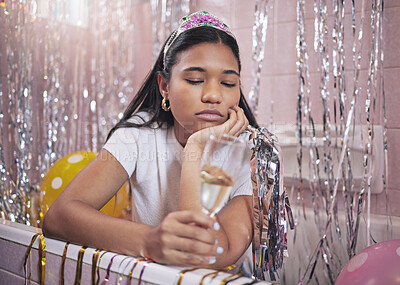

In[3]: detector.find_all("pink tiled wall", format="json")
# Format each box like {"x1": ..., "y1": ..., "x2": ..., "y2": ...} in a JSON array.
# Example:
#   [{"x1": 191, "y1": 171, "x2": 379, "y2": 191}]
[{"x1": 132, "y1": 0, "x2": 400, "y2": 217}]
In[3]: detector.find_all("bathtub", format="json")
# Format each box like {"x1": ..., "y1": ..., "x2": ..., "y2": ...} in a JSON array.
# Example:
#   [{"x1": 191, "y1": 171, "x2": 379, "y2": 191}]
[{"x1": 0, "y1": 218, "x2": 272, "y2": 284}]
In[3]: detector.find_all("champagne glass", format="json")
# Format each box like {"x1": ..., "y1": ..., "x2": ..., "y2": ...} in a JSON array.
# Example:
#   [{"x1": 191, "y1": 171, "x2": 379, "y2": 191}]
[{"x1": 200, "y1": 134, "x2": 247, "y2": 217}]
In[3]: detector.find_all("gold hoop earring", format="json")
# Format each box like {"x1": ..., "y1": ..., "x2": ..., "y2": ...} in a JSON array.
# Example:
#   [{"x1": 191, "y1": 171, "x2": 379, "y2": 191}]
[{"x1": 161, "y1": 97, "x2": 171, "y2": 111}]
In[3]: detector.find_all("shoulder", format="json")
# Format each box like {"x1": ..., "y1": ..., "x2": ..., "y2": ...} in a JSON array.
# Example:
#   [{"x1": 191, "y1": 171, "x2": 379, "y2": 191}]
[
  {"x1": 106, "y1": 111, "x2": 171, "y2": 144},
  {"x1": 127, "y1": 111, "x2": 153, "y2": 124}
]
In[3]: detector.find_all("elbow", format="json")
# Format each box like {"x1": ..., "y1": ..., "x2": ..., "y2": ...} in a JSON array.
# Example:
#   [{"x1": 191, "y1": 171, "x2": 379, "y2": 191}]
[
  {"x1": 41, "y1": 206, "x2": 59, "y2": 238},
  {"x1": 41, "y1": 209, "x2": 52, "y2": 237}
]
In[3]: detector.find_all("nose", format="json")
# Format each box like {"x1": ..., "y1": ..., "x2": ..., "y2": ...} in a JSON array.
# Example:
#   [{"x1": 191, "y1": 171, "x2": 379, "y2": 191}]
[{"x1": 201, "y1": 81, "x2": 222, "y2": 104}]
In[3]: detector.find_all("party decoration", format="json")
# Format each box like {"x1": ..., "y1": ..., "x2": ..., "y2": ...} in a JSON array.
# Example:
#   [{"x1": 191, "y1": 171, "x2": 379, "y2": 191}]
[
  {"x1": 0, "y1": 1, "x2": 391, "y2": 284},
  {"x1": 40, "y1": 151, "x2": 129, "y2": 218},
  {"x1": 151, "y1": 0, "x2": 190, "y2": 62},
  {"x1": 336, "y1": 239, "x2": 400, "y2": 285},
  {"x1": 295, "y1": 0, "x2": 388, "y2": 284},
  {"x1": 247, "y1": 126, "x2": 294, "y2": 281},
  {"x1": 0, "y1": 0, "x2": 134, "y2": 226},
  {"x1": 248, "y1": 0, "x2": 272, "y2": 116},
  {"x1": 163, "y1": 11, "x2": 235, "y2": 67}
]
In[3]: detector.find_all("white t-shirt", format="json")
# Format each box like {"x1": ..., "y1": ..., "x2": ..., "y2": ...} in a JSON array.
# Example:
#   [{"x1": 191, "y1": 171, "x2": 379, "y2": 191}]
[{"x1": 103, "y1": 113, "x2": 253, "y2": 226}]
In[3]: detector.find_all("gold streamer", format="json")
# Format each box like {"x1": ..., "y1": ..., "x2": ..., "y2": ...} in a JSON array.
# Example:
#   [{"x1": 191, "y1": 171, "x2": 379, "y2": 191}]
[
  {"x1": 128, "y1": 257, "x2": 148, "y2": 280},
  {"x1": 74, "y1": 246, "x2": 87, "y2": 285},
  {"x1": 222, "y1": 264, "x2": 237, "y2": 271},
  {"x1": 96, "y1": 251, "x2": 108, "y2": 285},
  {"x1": 102, "y1": 253, "x2": 119, "y2": 284},
  {"x1": 91, "y1": 249, "x2": 102, "y2": 285},
  {"x1": 61, "y1": 242, "x2": 69, "y2": 285},
  {"x1": 138, "y1": 260, "x2": 153, "y2": 285},
  {"x1": 220, "y1": 273, "x2": 242, "y2": 285},
  {"x1": 176, "y1": 265, "x2": 237, "y2": 285},
  {"x1": 38, "y1": 234, "x2": 46, "y2": 285},
  {"x1": 258, "y1": 246, "x2": 263, "y2": 268},
  {"x1": 199, "y1": 271, "x2": 220, "y2": 285},
  {"x1": 117, "y1": 257, "x2": 134, "y2": 285},
  {"x1": 23, "y1": 233, "x2": 41, "y2": 283},
  {"x1": 175, "y1": 268, "x2": 201, "y2": 285}
]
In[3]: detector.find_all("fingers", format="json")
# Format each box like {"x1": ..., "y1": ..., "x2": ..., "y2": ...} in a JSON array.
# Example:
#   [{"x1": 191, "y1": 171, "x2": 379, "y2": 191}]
[
  {"x1": 161, "y1": 248, "x2": 216, "y2": 266},
  {"x1": 186, "y1": 105, "x2": 249, "y2": 150},
  {"x1": 174, "y1": 210, "x2": 216, "y2": 229},
  {"x1": 167, "y1": 211, "x2": 218, "y2": 245},
  {"x1": 147, "y1": 211, "x2": 222, "y2": 266},
  {"x1": 224, "y1": 106, "x2": 249, "y2": 137},
  {"x1": 163, "y1": 233, "x2": 217, "y2": 258}
]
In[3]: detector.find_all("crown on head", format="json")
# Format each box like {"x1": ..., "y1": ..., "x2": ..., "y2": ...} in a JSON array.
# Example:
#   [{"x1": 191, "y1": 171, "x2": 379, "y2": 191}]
[{"x1": 163, "y1": 11, "x2": 235, "y2": 68}]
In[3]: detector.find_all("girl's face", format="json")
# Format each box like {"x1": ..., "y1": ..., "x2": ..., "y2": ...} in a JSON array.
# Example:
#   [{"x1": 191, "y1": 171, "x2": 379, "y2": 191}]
[{"x1": 160, "y1": 43, "x2": 241, "y2": 145}]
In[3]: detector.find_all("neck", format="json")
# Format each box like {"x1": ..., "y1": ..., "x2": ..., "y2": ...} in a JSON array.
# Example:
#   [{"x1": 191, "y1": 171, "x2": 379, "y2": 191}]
[{"x1": 173, "y1": 120, "x2": 192, "y2": 147}]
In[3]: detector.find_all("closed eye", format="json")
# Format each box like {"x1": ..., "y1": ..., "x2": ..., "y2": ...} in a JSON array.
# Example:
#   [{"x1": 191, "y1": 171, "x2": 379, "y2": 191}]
[
  {"x1": 185, "y1": 79, "x2": 203, "y2": 85},
  {"x1": 222, "y1": 82, "x2": 236, "y2": 88}
]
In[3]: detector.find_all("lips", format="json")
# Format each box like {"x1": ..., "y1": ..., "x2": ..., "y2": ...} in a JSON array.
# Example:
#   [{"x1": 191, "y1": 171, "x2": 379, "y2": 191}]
[{"x1": 195, "y1": 109, "x2": 224, "y2": 122}]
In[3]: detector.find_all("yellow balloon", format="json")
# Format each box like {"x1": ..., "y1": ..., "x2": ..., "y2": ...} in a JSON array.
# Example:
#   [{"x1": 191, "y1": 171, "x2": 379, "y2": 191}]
[{"x1": 40, "y1": 151, "x2": 129, "y2": 218}]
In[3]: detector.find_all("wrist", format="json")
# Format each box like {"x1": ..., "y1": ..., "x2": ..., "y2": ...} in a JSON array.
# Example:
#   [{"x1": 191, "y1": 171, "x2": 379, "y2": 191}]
[
  {"x1": 140, "y1": 225, "x2": 157, "y2": 259},
  {"x1": 183, "y1": 137, "x2": 203, "y2": 161}
]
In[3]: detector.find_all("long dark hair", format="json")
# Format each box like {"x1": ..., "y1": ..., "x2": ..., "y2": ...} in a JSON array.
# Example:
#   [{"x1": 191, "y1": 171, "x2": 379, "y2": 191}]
[{"x1": 106, "y1": 26, "x2": 259, "y2": 142}]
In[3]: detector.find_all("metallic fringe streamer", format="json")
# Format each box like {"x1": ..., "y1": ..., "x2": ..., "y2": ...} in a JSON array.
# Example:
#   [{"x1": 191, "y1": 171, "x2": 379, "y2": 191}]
[
  {"x1": 0, "y1": 5, "x2": 9, "y2": 221},
  {"x1": 221, "y1": 273, "x2": 242, "y2": 284},
  {"x1": 61, "y1": 242, "x2": 69, "y2": 285},
  {"x1": 23, "y1": 233, "x2": 46, "y2": 285},
  {"x1": 379, "y1": 0, "x2": 391, "y2": 240},
  {"x1": 117, "y1": 256, "x2": 134, "y2": 285},
  {"x1": 150, "y1": 0, "x2": 191, "y2": 63},
  {"x1": 128, "y1": 257, "x2": 148, "y2": 282},
  {"x1": 346, "y1": 0, "x2": 366, "y2": 259},
  {"x1": 296, "y1": 0, "x2": 386, "y2": 283},
  {"x1": 0, "y1": 0, "x2": 134, "y2": 225},
  {"x1": 199, "y1": 271, "x2": 219, "y2": 284},
  {"x1": 332, "y1": 2, "x2": 354, "y2": 261},
  {"x1": 175, "y1": 268, "x2": 201, "y2": 285},
  {"x1": 249, "y1": 126, "x2": 294, "y2": 281},
  {"x1": 248, "y1": 0, "x2": 271, "y2": 116},
  {"x1": 363, "y1": 0, "x2": 384, "y2": 247},
  {"x1": 1, "y1": 0, "x2": 36, "y2": 225},
  {"x1": 101, "y1": 253, "x2": 118, "y2": 284},
  {"x1": 296, "y1": 0, "x2": 326, "y2": 281},
  {"x1": 74, "y1": 246, "x2": 88, "y2": 285},
  {"x1": 92, "y1": 249, "x2": 102, "y2": 285},
  {"x1": 314, "y1": 0, "x2": 336, "y2": 223}
]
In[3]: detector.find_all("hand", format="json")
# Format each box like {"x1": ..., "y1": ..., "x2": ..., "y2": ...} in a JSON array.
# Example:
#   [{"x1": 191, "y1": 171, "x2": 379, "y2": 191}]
[
  {"x1": 187, "y1": 106, "x2": 249, "y2": 149},
  {"x1": 142, "y1": 210, "x2": 221, "y2": 266}
]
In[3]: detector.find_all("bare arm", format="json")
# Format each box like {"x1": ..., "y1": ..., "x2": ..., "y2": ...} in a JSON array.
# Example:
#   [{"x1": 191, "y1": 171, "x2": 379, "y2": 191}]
[
  {"x1": 214, "y1": 195, "x2": 253, "y2": 268},
  {"x1": 42, "y1": 149, "x2": 150, "y2": 256},
  {"x1": 42, "y1": 149, "x2": 220, "y2": 266},
  {"x1": 179, "y1": 106, "x2": 253, "y2": 268},
  {"x1": 180, "y1": 146, "x2": 253, "y2": 268}
]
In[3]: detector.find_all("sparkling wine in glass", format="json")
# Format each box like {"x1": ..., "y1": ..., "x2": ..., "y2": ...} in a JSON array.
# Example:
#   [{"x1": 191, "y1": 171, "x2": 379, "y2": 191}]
[{"x1": 200, "y1": 134, "x2": 247, "y2": 217}]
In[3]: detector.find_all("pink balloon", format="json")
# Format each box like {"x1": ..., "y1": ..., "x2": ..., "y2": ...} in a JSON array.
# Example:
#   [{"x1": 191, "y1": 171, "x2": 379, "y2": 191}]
[{"x1": 336, "y1": 239, "x2": 400, "y2": 285}]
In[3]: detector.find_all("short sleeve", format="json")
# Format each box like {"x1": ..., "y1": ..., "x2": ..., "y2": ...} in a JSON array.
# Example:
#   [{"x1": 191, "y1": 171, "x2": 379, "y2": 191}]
[
  {"x1": 229, "y1": 132, "x2": 253, "y2": 198},
  {"x1": 103, "y1": 127, "x2": 139, "y2": 177},
  {"x1": 229, "y1": 160, "x2": 253, "y2": 198}
]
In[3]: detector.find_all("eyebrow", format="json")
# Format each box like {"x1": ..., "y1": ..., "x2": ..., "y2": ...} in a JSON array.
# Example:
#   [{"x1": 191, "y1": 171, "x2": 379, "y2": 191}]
[{"x1": 183, "y1": 66, "x2": 240, "y2": 77}]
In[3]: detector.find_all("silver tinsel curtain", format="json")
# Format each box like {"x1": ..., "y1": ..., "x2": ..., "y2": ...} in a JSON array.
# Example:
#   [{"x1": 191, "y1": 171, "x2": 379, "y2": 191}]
[
  {"x1": 0, "y1": 0, "x2": 194, "y2": 226},
  {"x1": 150, "y1": 0, "x2": 191, "y2": 62},
  {"x1": 0, "y1": 0, "x2": 134, "y2": 225},
  {"x1": 0, "y1": 0, "x2": 390, "y2": 283},
  {"x1": 294, "y1": 0, "x2": 387, "y2": 284}
]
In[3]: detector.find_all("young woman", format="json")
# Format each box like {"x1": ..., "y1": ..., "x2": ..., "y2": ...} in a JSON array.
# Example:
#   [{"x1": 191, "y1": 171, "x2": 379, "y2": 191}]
[{"x1": 43, "y1": 11, "x2": 259, "y2": 269}]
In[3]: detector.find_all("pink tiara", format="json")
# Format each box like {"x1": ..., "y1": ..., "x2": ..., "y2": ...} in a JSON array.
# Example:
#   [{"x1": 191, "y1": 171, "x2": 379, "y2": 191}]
[{"x1": 163, "y1": 11, "x2": 235, "y2": 68}]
